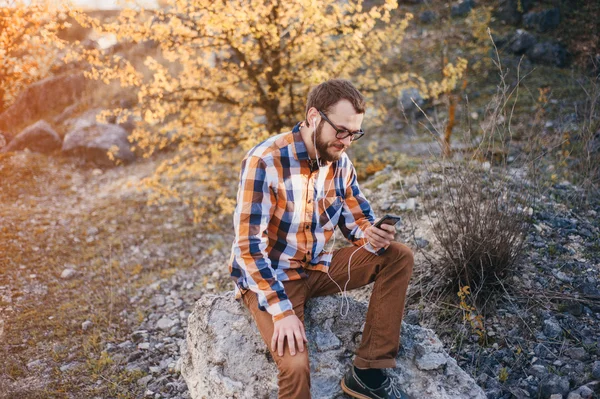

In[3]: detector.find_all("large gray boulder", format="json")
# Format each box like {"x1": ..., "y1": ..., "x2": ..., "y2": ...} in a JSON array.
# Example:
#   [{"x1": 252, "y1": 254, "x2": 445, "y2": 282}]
[
  {"x1": 523, "y1": 8, "x2": 561, "y2": 33},
  {"x1": 62, "y1": 123, "x2": 135, "y2": 165},
  {"x1": 1, "y1": 120, "x2": 61, "y2": 154},
  {"x1": 0, "y1": 73, "x2": 89, "y2": 137},
  {"x1": 508, "y1": 30, "x2": 537, "y2": 54},
  {"x1": 181, "y1": 292, "x2": 486, "y2": 399},
  {"x1": 527, "y1": 42, "x2": 569, "y2": 68},
  {"x1": 494, "y1": 0, "x2": 535, "y2": 25}
]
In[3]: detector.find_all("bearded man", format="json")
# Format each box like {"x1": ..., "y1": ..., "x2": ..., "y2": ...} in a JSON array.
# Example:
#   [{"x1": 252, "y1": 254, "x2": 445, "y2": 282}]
[{"x1": 229, "y1": 79, "x2": 414, "y2": 399}]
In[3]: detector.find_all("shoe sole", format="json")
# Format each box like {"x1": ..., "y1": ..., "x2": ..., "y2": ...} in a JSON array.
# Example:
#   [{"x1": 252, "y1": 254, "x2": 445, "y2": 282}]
[{"x1": 340, "y1": 379, "x2": 378, "y2": 399}]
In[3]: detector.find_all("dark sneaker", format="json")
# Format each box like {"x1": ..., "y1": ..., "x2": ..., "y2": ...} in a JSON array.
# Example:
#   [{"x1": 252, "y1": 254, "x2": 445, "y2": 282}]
[{"x1": 340, "y1": 366, "x2": 409, "y2": 399}]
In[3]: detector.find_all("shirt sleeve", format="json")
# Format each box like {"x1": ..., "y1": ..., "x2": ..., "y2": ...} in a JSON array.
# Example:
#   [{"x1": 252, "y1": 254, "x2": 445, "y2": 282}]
[
  {"x1": 231, "y1": 155, "x2": 295, "y2": 322},
  {"x1": 337, "y1": 163, "x2": 384, "y2": 255}
]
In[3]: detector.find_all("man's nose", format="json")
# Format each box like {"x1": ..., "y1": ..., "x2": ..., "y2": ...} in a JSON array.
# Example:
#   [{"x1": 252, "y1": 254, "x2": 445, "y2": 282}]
[{"x1": 340, "y1": 135, "x2": 352, "y2": 146}]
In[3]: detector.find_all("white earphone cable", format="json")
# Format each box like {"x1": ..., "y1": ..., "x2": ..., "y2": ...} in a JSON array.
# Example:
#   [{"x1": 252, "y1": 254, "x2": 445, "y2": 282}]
[{"x1": 312, "y1": 116, "x2": 369, "y2": 317}]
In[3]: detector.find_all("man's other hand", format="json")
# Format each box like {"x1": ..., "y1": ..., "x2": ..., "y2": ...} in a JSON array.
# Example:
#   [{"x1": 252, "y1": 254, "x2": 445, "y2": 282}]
[
  {"x1": 366, "y1": 221, "x2": 396, "y2": 250},
  {"x1": 271, "y1": 314, "x2": 308, "y2": 357}
]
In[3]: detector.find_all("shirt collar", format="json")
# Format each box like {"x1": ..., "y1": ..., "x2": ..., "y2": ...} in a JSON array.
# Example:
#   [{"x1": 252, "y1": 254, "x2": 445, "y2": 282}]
[{"x1": 291, "y1": 121, "x2": 310, "y2": 161}]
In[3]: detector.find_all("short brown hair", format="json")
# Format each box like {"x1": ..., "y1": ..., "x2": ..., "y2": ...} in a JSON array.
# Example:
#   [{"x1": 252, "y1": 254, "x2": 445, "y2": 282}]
[{"x1": 305, "y1": 79, "x2": 366, "y2": 123}]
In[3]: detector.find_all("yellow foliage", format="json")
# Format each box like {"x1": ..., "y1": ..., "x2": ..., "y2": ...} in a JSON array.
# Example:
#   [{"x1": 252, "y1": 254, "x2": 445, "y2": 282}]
[
  {"x1": 457, "y1": 285, "x2": 485, "y2": 340},
  {"x1": 66, "y1": 0, "x2": 467, "y2": 227},
  {"x1": 0, "y1": 1, "x2": 68, "y2": 112}
]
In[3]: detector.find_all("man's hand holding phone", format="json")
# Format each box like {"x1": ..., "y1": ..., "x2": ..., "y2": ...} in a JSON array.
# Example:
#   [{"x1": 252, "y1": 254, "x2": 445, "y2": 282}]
[{"x1": 366, "y1": 215, "x2": 401, "y2": 251}]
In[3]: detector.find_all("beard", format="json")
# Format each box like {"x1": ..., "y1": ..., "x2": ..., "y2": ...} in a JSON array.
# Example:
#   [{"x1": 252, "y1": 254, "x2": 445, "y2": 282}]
[{"x1": 314, "y1": 121, "x2": 346, "y2": 163}]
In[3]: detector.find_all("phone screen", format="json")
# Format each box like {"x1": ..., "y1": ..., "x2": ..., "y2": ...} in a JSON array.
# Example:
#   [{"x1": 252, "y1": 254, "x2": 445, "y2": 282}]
[{"x1": 374, "y1": 215, "x2": 401, "y2": 228}]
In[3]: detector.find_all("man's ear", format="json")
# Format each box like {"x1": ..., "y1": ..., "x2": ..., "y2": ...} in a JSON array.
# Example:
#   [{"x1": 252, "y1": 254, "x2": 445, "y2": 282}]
[{"x1": 306, "y1": 107, "x2": 319, "y2": 127}]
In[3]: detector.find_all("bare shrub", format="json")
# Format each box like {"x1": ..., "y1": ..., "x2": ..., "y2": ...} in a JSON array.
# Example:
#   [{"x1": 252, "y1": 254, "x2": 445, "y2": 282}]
[
  {"x1": 413, "y1": 31, "x2": 533, "y2": 308},
  {"x1": 421, "y1": 163, "x2": 530, "y2": 306}
]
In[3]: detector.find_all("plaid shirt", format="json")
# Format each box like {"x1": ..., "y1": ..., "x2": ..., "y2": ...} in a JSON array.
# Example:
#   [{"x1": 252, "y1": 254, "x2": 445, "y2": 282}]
[{"x1": 229, "y1": 122, "x2": 380, "y2": 321}]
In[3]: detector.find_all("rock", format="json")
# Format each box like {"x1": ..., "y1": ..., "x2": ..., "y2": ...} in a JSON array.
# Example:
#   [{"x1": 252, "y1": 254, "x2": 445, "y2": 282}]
[
  {"x1": 494, "y1": 0, "x2": 534, "y2": 25},
  {"x1": 543, "y1": 319, "x2": 563, "y2": 339},
  {"x1": 419, "y1": 10, "x2": 437, "y2": 24},
  {"x1": 508, "y1": 30, "x2": 537, "y2": 54},
  {"x1": 527, "y1": 42, "x2": 569, "y2": 68},
  {"x1": 63, "y1": 108, "x2": 108, "y2": 131},
  {"x1": 0, "y1": 73, "x2": 89, "y2": 137},
  {"x1": 398, "y1": 87, "x2": 424, "y2": 115},
  {"x1": 564, "y1": 347, "x2": 587, "y2": 361},
  {"x1": 62, "y1": 123, "x2": 135, "y2": 166},
  {"x1": 414, "y1": 237, "x2": 429, "y2": 249},
  {"x1": 528, "y1": 364, "x2": 548, "y2": 379},
  {"x1": 523, "y1": 8, "x2": 561, "y2": 32},
  {"x1": 540, "y1": 374, "x2": 570, "y2": 398},
  {"x1": 1, "y1": 120, "x2": 61, "y2": 154},
  {"x1": 82, "y1": 320, "x2": 93, "y2": 331},
  {"x1": 567, "y1": 393, "x2": 583, "y2": 399},
  {"x1": 406, "y1": 198, "x2": 416, "y2": 211},
  {"x1": 415, "y1": 352, "x2": 447, "y2": 370},
  {"x1": 587, "y1": 130, "x2": 600, "y2": 154},
  {"x1": 407, "y1": 185, "x2": 419, "y2": 197},
  {"x1": 592, "y1": 361, "x2": 600, "y2": 379},
  {"x1": 451, "y1": 0, "x2": 475, "y2": 18},
  {"x1": 549, "y1": 394, "x2": 563, "y2": 399},
  {"x1": 554, "y1": 271, "x2": 573, "y2": 283},
  {"x1": 156, "y1": 317, "x2": 177, "y2": 330},
  {"x1": 138, "y1": 375, "x2": 153, "y2": 386},
  {"x1": 60, "y1": 268, "x2": 76, "y2": 279},
  {"x1": 181, "y1": 292, "x2": 486, "y2": 399},
  {"x1": 573, "y1": 384, "x2": 594, "y2": 399}
]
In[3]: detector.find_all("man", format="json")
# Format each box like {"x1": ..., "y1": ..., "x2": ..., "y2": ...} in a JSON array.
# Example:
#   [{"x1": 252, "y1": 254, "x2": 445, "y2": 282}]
[{"x1": 229, "y1": 79, "x2": 414, "y2": 399}]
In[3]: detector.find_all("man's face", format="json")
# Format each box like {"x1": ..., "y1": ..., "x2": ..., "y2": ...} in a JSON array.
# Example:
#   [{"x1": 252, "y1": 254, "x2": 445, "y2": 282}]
[{"x1": 314, "y1": 99, "x2": 364, "y2": 163}]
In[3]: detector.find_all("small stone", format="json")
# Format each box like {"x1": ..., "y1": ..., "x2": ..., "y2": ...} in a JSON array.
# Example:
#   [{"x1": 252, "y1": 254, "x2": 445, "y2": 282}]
[
  {"x1": 149, "y1": 366, "x2": 161, "y2": 373},
  {"x1": 27, "y1": 359, "x2": 43, "y2": 369},
  {"x1": 405, "y1": 198, "x2": 416, "y2": 211},
  {"x1": 529, "y1": 364, "x2": 548, "y2": 379},
  {"x1": 156, "y1": 317, "x2": 177, "y2": 330},
  {"x1": 413, "y1": 238, "x2": 429, "y2": 249},
  {"x1": 138, "y1": 342, "x2": 150, "y2": 350},
  {"x1": 575, "y1": 385, "x2": 594, "y2": 399},
  {"x1": 555, "y1": 271, "x2": 573, "y2": 283},
  {"x1": 407, "y1": 185, "x2": 419, "y2": 197},
  {"x1": 564, "y1": 347, "x2": 587, "y2": 361},
  {"x1": 592, "y1": 361, "x2": 600, "y2": 379},
  {"x1": 151, "y1": 295, "x2": 166, "y2": 307},
  {"x1": 540, "y1": 374, "x2": 570, "y2": 398},
  {"x1": 550, "y1": 395, "x2": 563, "y2": 399},
  {"x1": 137, "y1": 375, "x2": 153, "y2": 386},
  {"x1": 567, "y1": 393, "x2": 582, "y2": 399},
  {"x1": 82, "y1": 320, "x2": 93, "y2": 331},
  {"x1": 543, "y1": 319, "x2": 563, "y2": 338},
  {"x1": 60, "y1": 269, "x2": 76, "y2": 279}
]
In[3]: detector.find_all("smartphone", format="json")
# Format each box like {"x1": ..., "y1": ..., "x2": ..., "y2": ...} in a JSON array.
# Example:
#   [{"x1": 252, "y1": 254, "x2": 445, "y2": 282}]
[{"x1": 373, "y1": 214, "x2": 402, "y2": 229}]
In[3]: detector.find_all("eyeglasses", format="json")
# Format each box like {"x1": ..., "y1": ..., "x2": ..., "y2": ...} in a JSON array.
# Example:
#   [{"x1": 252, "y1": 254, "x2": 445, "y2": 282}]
[{"x1": 318, "y1": 110, "x2": 365, "y2": 141}]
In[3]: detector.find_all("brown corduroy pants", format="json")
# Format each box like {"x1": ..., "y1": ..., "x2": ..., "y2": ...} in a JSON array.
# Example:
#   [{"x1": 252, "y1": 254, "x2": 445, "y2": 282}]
[{"x1": 242, "y1": 241, "x2": 414, "y2": 399}]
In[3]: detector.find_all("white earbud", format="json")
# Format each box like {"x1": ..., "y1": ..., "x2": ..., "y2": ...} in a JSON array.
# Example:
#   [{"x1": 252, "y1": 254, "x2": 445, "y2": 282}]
[{"x1": 313, "y1": 117, "x2": 317, "y2": 125}]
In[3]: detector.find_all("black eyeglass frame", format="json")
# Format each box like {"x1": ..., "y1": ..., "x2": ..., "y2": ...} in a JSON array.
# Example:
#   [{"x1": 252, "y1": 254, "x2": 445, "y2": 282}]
[{"x1": 318, "y1": 110, "x2": 365, "y2": 141}]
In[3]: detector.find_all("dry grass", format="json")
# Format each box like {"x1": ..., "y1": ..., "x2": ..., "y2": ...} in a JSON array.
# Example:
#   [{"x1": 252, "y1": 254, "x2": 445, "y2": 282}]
[{"x1": 0, "y1": 151, "x2": 205, "y2": 398}]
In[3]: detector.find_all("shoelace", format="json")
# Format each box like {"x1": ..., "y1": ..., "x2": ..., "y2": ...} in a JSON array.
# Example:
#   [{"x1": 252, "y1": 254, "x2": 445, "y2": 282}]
[{"x1": 383, "y1": 377, "x2": 403, "y2": 397}]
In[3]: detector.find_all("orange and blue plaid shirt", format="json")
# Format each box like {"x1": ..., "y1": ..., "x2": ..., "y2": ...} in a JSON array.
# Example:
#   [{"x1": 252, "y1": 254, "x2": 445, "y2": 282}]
[{"x1": 229, "y1": 122, "x2": 380, "y2": 321}]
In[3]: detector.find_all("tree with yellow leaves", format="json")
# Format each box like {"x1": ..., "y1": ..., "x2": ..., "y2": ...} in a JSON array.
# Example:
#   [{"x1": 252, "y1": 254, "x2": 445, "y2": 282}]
[
  {"x1": 0, "y1": 1, "x2": 68, "y2": 113},
  {"x1": 67, "y1": 0, "x2": 467, "y2": 226}
]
